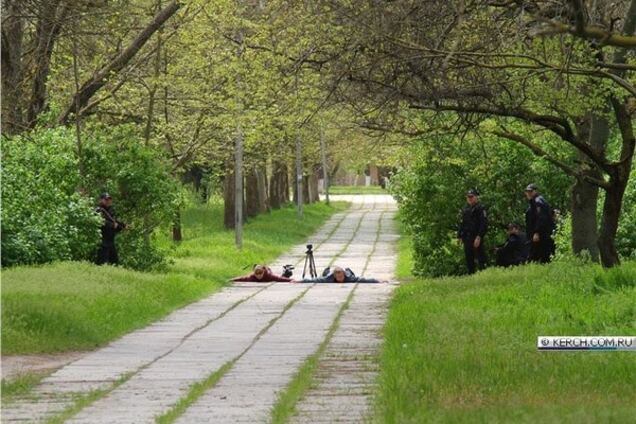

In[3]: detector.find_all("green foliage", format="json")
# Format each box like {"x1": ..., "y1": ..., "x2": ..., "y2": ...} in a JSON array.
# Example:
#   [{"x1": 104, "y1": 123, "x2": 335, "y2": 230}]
[
  {"x1": 1, "y1": 201, "x2": 347, "y2": 354},
  {"x1": 376, "y1": 236, "x2": 636, "y2": 423},
  {"x1": 615, "y1": 167, "x2": 636, "y2": 259},
  {"x1": 394, "y1": 215, "x2": 415, "y2": 281},
  {"x1": 390, "y1": 130, "x2": 571, "y2": 276},
  {"x1": 1, "y1": 372, "x2": 46, "y2": 404},
  {"x1": 552, "y1": 214, "x2": 572, "y2": 261},
  {"x1": 1, "y1": 126, "x2": 180, "y2": 270},
  {"x1": 1, "y1": 129, "x2": 101, "y2": 266},
  {"x1": 80, "y1": 124, "x2": 182, "y2": 269}
]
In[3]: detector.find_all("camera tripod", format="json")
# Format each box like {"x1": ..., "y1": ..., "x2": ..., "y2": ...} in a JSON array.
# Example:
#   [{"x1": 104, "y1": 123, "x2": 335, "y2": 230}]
[{"x1": 303, "y1": 244, "x2": 318, "y2": 279}]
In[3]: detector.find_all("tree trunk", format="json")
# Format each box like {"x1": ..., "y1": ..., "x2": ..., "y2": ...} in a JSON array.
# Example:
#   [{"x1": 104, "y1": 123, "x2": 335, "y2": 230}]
[
  {"x1": 1, "y1": 0, "x2": 25, "y2": 134},
  {"x1": 27, "y1": 0, "x2": 69, "y2": 127},
  {"x1": 571, "y1": 113, "x2": 608, "y2": 261},
  {"x1": 598, "y1": 98, "x2": 636, "y2": 267},
  {"x1": 143, "y1": 0, "x2": 164, "y2": 145},
  {"x1": 302, "y1": 175, "x2": 311, "y2": 204},
  {"x1": 595, "y1": 8, "x2": 636, "y2": 268},
  {"x1": 319, "y1": 126, "x2": 330, "y2": 205},
  {"x1": 295, "y1": 135, "x2": 303, "y2": 216},
  {"x1": 256, "y1": 165, "x2": 269, "y2": 213},
  {"x1": 282, "y1": 164, "x2": 289, "y2": 203},
  {"x1": 598, "y1": 184, "x2": 626, "y2": 267},
  {"x1": 224, "y1": 169, "x2": 236, "y2": 229},
  {"x1": 269, "y1": 162, "x2": 285, "y2": 209},
  {"x1": 369, "y1": 164, "x2": 380, "y2": 185},
  {"x1": 72, "y1": 37, "x2": 85, "y2": 184},
  {"x1": 234, "y1": 129, "x2": 244, "y2": 248},
  {"x1": 308, "y1": 171, "x2": 319, "y2": 203},
  {"x1": 272, "y1": 161, "x2": 289, "y2": 207},
  {"x1": 172, "y1": 207, "x2": 182, "y2": 242},
  {"x1": 571, "y1": 177, "x2": 600, "y2": 260},
  {"x1": 246, "y1": 166, "x2": 260, "y2": 218}
]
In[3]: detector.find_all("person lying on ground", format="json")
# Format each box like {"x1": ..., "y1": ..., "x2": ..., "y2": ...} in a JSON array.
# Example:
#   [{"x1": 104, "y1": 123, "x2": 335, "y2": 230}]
[
  {"x1": 295, "y1": 266, "x2": 382, "y2": 283},
  {"x1": 232, "y1": 265, "x2": 292, "y2": 282}
]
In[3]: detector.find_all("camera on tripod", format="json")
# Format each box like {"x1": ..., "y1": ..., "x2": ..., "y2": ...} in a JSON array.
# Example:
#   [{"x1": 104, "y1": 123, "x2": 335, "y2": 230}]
[
  {"x1": 303, "y1": 243, "x2": 317, "y2": 278},
  {"x1": 282, "y1": 264, "x2": 295, "y2": 278}
]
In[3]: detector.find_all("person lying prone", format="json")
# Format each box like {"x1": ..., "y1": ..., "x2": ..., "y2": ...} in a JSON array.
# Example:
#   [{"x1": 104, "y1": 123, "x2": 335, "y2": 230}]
[
  {"x1": 232, "y1": 265, "x2": 292, "y2": 282},
  {"x1": 296, "y1": 266, "x2": 381, "y2": 283}
]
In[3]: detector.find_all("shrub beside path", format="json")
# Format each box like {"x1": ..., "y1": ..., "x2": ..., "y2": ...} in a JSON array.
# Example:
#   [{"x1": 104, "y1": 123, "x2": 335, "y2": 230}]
[{"x1": 2, "y1": 195, "x2": 398, "y2": 423}]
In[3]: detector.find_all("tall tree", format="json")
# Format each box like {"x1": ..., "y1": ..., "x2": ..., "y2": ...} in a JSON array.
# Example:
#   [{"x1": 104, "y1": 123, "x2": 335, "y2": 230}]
[{"x1": 299, "y1": 0, "x2": 636, "y2": 267}]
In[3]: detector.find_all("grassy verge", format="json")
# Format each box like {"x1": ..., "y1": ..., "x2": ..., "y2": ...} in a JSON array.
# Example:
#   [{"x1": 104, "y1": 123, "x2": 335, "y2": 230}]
[
  {"x1": 1, "y1": 201, "x2": 348, "y2": 355},
  {"x1": 1, "y1": 372, "x2": 47, "y2": 405},
  {"x1": 395, "y1": 217, "x2": 414, "y2": 281},
  {"x1": 375, "y1": 231, "x2": 636, "y2": 422},
  {"x1": 329, "y1": 185, "x2": 387, "y2": 195}
]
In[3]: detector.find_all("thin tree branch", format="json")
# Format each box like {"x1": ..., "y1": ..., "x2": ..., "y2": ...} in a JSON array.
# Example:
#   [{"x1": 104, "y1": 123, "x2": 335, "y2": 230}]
[{"x1": 492, "y1": 129, "x2": 610, "y2": 189}]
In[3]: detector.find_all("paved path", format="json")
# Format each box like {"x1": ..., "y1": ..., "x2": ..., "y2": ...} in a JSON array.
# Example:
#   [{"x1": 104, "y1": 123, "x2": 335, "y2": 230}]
[{"x1": 2, "y1": 195, "x2": 398, "y2": 423}]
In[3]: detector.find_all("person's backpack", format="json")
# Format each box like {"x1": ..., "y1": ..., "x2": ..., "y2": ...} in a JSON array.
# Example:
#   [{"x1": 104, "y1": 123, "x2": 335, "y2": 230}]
[{"x1": 322, "y1": 267, "x2": 356, "y2": 279}]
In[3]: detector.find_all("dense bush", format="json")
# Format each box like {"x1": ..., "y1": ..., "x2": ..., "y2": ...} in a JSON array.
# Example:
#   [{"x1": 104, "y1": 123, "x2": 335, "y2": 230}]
[
  {"x1": 390, "y1": 130, "x2": 571, "y2": 276},
  {"x1": 1, "y1": 125, "x2": 180, "y2": 270},
  {"x1": 2, "y1": 130, "x2": 101, "y2": 266}
]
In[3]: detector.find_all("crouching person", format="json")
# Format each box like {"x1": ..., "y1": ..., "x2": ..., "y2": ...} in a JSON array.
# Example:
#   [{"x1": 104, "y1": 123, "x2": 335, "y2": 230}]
[
  {"x1": 495, "y1": 223, "x2": 529, "y2": 267},
  {"x1": 298, "y1": 266, "x2": 381, "y2": 283},
  {"x1": 232, "y1": 265, "x2": 292, "y2": 282}
]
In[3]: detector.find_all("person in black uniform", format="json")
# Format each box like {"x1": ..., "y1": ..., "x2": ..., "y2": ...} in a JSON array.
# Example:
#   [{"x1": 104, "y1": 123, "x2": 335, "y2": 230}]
[
  {"x1": 495, "y1": 223, "x2": 529, "y2": 267},
  {"x1": 95, "y1": 193, "x2": 126, "y2": 265},
  {"x1": 524, "y1": 183, "x2": 555, "y2": 263},
  {"x1": 457, "y1": 189, "x2": 488, "y2": 274}
]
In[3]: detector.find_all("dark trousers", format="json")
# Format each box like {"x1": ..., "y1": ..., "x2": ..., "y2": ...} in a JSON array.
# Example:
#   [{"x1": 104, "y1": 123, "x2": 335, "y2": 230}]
[
  {"x1": 496, "y1": 250, "x2": 523, "y2": 268},
  {"x1": 496, "y1": 250, "x2": 511, "y2": 267},
  {"x1": 463, "y1": 237, "x2": 487, "y2": 274},
  {"x1": 96, "y1": 244, "x2": 118, "y2": 265},
  {"x1": 529, "y1": 235, "x2": 554, "y2": 264}
]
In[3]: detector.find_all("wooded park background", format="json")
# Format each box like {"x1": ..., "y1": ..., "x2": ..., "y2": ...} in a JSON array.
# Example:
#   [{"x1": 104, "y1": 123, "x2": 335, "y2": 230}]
[{"x1": 2, "y1": 0, "x2": 635, "y2": 275}]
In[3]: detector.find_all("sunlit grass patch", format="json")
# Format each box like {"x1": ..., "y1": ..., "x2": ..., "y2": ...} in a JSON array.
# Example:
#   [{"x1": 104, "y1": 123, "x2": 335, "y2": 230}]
[{"x1": 375, "y1": 229, "x2": 636, "y2": 423}]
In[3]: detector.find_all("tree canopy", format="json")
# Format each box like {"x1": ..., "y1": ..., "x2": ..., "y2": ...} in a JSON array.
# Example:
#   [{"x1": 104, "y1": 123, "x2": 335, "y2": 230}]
[{"x1": 2, "y1": 0, "x2": 634, "y2": 270}]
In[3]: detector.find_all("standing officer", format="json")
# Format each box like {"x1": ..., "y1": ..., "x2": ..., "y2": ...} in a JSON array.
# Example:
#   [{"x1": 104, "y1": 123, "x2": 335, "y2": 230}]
[
  {"x1": 457, "y1": 189, "x2": 488, "y2": 274},
  {"x1": 524, "y1": 183, "x2": 555, "y2": 263},
  {"x1": 95, "y1": 193, "x2": 126, "y2": 265}
]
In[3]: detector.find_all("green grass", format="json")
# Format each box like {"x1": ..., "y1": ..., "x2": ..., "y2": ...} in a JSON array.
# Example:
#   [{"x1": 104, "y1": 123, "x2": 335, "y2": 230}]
[
  {"x1": 395, "y1": 218, "x2": 414, "y2": 281},
  {"x1": 375, "y1": 233, "x2": 636, "y2": 423},
  {"x1": 1, "y1": 372, "x2": 46, "y2": 404},
  {"x1": 328, "y1": 185, "x2": 387, "y2": 195},
  {"x1": 1, "y1": 201, "x2": 348, "y2": 355}
]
